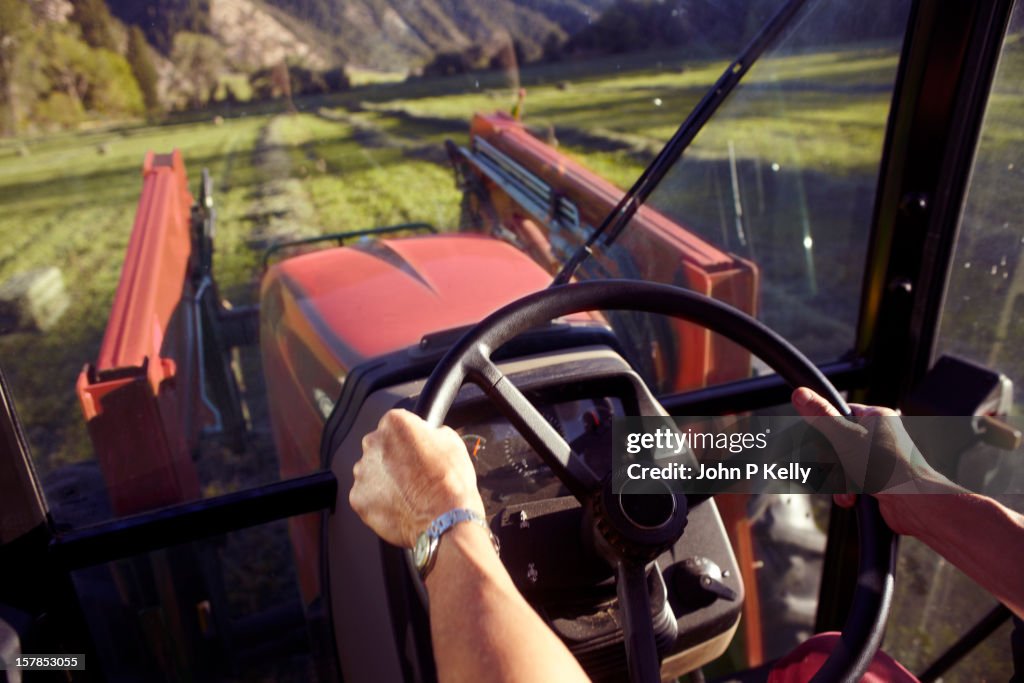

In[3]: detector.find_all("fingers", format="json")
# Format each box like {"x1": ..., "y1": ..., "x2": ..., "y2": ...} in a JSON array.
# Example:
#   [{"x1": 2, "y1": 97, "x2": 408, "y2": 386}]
[
  {"x1": 791, "y1": 388, "x2": 863, "y2": 444},
  {"x1": 348, "y1": 464, "x2": 368, "y2": 519},
  {"x1": 350, "y1": 407, "x2": 484, "y2": 549},
  {"x1": 353, "y1": 428, "x2": 382, "y2": 521},
  {"x1": 793, "y1": 391, "x2": 898, "y2": 418},
  {"x1": 361, "y1": 429, "x2": 378, "y2": 455},
  {"x1": 848, "y1": 403, "x2": 899, "y2": 417},
  {"x1": 791, "y1": 387, "x2": 843, "y2": 418},
  {"x1": 791, "y1": 388, "x2": 870, "y2": 489},
  {"x1": 378, "y1": 408, "x2": 423, "y2": 434}
]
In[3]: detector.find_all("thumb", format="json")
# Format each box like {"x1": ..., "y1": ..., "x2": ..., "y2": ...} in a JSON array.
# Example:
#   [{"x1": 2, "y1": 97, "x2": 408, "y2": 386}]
[
  {"x1": 791, "y1": 388, "x2": 868, "y2": 452},
  {"x1": 791, "y1": 387, "x2": 842, "y2": 418},
  {"x1": 792, "y1": 388, "x2": 869, "y2": 490}
]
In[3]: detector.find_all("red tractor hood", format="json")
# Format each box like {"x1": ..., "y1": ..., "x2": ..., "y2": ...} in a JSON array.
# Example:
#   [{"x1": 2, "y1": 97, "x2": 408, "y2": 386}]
[{"x1": 262, "y1": 235, "x2": 555, "y2": 368}]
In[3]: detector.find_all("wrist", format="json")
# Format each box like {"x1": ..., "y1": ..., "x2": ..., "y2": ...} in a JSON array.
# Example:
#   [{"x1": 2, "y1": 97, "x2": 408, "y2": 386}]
[
  {"x1": 414, "y1": 507, "x2": 498, "y2": 580},
  {"x1": 406, "y1": 481, "x2": 484, "y2": 547},
  {"x1": 878, "y1": 480, "x2": 964, "y2": 538},
  {"x1": 423, "y1": 521, "x2": 500, "y2": 591}
]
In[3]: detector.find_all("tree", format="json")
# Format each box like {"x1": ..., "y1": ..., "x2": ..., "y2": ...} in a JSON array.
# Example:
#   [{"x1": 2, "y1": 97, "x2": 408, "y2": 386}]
[
  {"x1": 0, "y1": 0, "x2": 30, "y2": 135},
  {"x1": 84, "y1": 48, "x2": 144, "y2": 115},
  {"x1": 171, "y1": 32, "x2": 224, "y2": 108},
  {"x1": 270, "y1": 61, "x2": 295, "y2": 112},
  {"x1": 126, "y1": 26, "x2": 160, "y2": 113},
  {"x1": 106, "y1": 0, "x2": 211, "y2": 55},
  {"x1": 31, "y1": 27, "x2": 143, "y2": 128},
  {"x1": 40, "y1": 29, "x2": 95, "y2": 112},
  {"x1": 70, "y1": 0, "x2": 117, "y2": 52}
]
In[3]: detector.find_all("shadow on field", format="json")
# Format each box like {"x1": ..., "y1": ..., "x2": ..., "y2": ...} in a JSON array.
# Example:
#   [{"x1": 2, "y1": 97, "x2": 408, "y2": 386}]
[
  {"x1": 0, "y1": 151, "x2": 261, "y2": 211},
  {"x1": 638, "y1": 154, "x2": 877, "y2": 362}
]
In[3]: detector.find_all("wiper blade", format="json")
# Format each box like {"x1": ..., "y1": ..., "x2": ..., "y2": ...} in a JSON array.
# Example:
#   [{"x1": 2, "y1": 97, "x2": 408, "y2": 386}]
[{"x1": 551, "y1": 0, "x2": 809, "y2": 287}]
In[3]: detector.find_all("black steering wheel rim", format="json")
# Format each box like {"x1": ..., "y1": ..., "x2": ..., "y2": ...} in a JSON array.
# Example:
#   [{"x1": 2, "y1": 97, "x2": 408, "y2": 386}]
[{"x1": 414, "y1": 279, "x2": 895, "y2": 683}]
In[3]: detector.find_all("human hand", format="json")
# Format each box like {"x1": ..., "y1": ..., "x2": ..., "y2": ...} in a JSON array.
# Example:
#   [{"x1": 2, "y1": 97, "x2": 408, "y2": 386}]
[
  {"x1": 349, "y1": 409, "x2": 485, "y2": 548},
  {"x1": 791, "y1": 388, "x2": 960, "y2": 536}
]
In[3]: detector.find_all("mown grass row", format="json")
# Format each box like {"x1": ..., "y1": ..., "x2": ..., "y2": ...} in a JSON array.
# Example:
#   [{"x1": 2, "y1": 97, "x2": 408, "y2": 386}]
[
  {"x1": 363, "y1": 45, "x2": 902, "y2": 177},
  {"x1": 269, "y1": 113, "x2": 462, "y2": 235}
]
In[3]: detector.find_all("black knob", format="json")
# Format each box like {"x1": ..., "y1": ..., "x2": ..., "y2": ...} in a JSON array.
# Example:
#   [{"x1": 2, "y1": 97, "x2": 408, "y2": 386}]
[{"x1": 671, "y1": 556, "x2": 737, "y2": 611}]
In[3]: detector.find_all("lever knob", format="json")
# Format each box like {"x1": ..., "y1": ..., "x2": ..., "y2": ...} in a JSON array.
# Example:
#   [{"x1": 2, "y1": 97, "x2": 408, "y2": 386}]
[{"x1": 672, "y1": 556, "x2": 737, "y2": 611}]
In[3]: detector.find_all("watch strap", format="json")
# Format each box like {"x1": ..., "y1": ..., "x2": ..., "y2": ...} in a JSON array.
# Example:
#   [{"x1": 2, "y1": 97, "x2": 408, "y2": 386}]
[{"x1": 416, "y1": 508, "x2": 500, "y2": 579}]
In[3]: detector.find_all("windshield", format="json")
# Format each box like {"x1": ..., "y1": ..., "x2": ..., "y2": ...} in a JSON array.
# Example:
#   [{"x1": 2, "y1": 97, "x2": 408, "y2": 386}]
[
  {"x1": 580, "y1": 0, "x2": 912, "y2": 391},
  {"x1": 5, "y1": 1, "x2": 1015, "y2": 681},
  {"x1": 0, "y1": 0, "x2": 910, "y2": 477}
]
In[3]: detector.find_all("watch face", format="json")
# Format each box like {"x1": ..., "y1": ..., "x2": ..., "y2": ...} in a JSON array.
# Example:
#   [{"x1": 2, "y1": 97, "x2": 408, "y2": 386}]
[{"x1": 414, "y1": 532, "x2": 430, "y2": 569}]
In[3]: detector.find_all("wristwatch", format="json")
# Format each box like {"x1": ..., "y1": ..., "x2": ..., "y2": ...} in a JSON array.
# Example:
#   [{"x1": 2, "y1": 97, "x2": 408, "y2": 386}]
[{"x1": 413, "y1": 508, "x2": 500, "y2": 579}]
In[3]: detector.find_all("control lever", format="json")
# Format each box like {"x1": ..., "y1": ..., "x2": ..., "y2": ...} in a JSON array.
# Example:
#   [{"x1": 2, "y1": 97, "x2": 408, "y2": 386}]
[
  {"x1": 671, "y1": 556, "x2": 737, "y2": 612},
  {"x1": 900, "y1": 355, "x2": 1021, "y2": 480},
  {"x1": 974, "y1": 415, "x2": 1022, "y2": 451},
  {"x1": 904, "y1": 354, "x2": 1013, "y2": 415}
]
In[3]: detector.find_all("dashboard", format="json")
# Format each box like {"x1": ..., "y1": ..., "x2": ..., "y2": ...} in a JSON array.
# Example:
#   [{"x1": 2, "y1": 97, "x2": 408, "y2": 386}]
[
  {"x1": 455, "y1": 397, "x2": 622, "y2": 519},
  {"x1": 327, "y1": 346, "x2": 743, "y2": 682}
]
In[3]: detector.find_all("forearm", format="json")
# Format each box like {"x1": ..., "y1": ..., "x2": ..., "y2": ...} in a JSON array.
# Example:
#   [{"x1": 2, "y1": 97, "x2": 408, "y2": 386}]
[
  {"x1": 896, "y1": 492, "x2": 1024, "y2": 619},
  {"x1": 425, "y1": 523, "x2": 590, "y2": 683}
]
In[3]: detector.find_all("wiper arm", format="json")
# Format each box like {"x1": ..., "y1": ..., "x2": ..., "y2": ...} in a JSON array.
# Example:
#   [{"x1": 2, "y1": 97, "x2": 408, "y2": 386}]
[{"x1": 551, "y1": 0, "x2": 809, "y2": 287}]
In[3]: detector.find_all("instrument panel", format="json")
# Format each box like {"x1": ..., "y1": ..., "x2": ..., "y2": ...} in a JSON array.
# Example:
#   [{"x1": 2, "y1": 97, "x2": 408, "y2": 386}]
[{"x1": 456, "y1": 397, "x2": 621, "y2": 518}]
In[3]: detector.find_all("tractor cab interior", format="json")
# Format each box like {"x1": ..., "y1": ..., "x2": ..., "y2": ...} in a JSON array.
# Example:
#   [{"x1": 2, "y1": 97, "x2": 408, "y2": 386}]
[{"x1": 1, "y1": 0, "x2": 1022, "y2": 681}]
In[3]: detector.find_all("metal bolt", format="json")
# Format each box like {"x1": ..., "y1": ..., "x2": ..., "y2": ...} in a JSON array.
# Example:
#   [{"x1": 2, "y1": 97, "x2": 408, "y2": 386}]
[
  {"x1": 899, "y1": 193, "x2": 929, "y2": 215},
  {"x1": 889, "y1": 278, "x2": 913, "y2": 294}
]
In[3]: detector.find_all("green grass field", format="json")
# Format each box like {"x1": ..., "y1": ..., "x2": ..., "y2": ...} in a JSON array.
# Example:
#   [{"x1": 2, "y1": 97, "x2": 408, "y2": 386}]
[{"x1": 0, "y1": 39, "x2": 1020, "y2": 679}]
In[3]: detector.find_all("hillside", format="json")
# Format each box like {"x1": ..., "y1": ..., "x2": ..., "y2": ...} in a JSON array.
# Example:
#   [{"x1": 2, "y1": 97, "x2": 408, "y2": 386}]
[
  {"x1": 211, "y1": 0, "x2": 330, "y2": 70},
  {"x1": 1, "y1": 0, "x2": 918, "y2": 135},
  {"x1": 105, "y1": 0, "x2": 610, "y2": 72},
  {"x1": 103, "y1": 0, "x2": 909, "y2": 76},
  {"x1": 258, "y1": 0, "x2": 611, "y2": 70}
]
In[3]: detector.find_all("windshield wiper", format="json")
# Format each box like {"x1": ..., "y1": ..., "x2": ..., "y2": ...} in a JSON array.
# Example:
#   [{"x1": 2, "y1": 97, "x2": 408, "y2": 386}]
[{"x1": 551, "y1": 0, "x2": 809, "y2": 287}]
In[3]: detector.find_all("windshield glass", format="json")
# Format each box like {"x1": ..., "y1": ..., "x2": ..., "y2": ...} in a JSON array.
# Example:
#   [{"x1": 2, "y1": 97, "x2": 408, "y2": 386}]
[
  {"x1": 0, "y1": 0, "x2": 910, "y2": 489},
  {"x1": 583, "y1": 0, "x2": 912, "y2": 392},
  {"x1": 0, "y1": 0, "x2": 975, "y2": 681}
]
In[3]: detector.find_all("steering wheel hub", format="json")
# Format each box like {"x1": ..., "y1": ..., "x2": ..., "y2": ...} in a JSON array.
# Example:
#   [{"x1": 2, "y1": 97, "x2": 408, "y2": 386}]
[
  {"x1": 587, "y1": 478, "x2": 689, "y2": 565},
  {"x1": 617, "y1": 480, "x2": 678, "y2": 530}
]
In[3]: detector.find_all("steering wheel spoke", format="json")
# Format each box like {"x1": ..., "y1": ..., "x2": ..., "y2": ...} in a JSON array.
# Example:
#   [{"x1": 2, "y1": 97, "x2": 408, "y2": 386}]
[
  {"x1": 616, "y1": 561, "x2": 662, "y2": 683},
  {"x1": 468, "y1": 355, "x2": 602, "y2": 499}
]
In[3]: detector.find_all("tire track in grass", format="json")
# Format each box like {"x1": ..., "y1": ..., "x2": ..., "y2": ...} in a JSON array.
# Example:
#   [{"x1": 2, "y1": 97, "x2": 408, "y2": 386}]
[
  {"x1": 314, "y1": 107, "x2": 453, "y2": 166},
  {"x1": 358, "y1": 104, "x2": 657, "y2": 164},
  {"x1": 341, "y1": 105, "x2": 652, "y2": 191},
  {"x1": 246, "y1": 115, "x2": 321, "y2": 250},
  {"x1": 270, "y1": 111, "x2": 461, "y2": 234}
]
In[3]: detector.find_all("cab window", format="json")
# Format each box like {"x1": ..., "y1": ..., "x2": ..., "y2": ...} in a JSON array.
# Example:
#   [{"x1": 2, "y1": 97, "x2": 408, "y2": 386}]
[{"x1": 581, "y1": 0, "x2": 914, "y2": 394}]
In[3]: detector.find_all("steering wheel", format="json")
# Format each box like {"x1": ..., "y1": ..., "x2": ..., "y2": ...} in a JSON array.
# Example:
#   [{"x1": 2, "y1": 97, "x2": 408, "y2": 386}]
[{"x1": 414, "y1": 280, "x2": 895, "y2": 683}]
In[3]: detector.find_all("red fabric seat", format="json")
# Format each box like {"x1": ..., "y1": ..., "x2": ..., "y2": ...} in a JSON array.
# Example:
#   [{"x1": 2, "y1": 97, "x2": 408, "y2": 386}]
[{"x1": 768, "y1": 633, "x2": 919, "y2": 683}]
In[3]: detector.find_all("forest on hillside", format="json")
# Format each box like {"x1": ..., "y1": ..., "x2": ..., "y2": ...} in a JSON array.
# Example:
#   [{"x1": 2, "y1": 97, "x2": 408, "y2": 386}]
[
  {"x1": 0, "y1": 0, "x2": 158, "y2": 135},
  {"x1": 0, "y1": 0, "x2": 346, "y2": 135}
]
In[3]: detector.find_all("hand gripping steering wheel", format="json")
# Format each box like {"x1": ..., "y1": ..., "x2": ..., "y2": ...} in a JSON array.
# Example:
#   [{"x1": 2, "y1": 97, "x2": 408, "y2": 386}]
[{"x1": 414, "y1": 280, "x2": 895, "y2": 683}]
